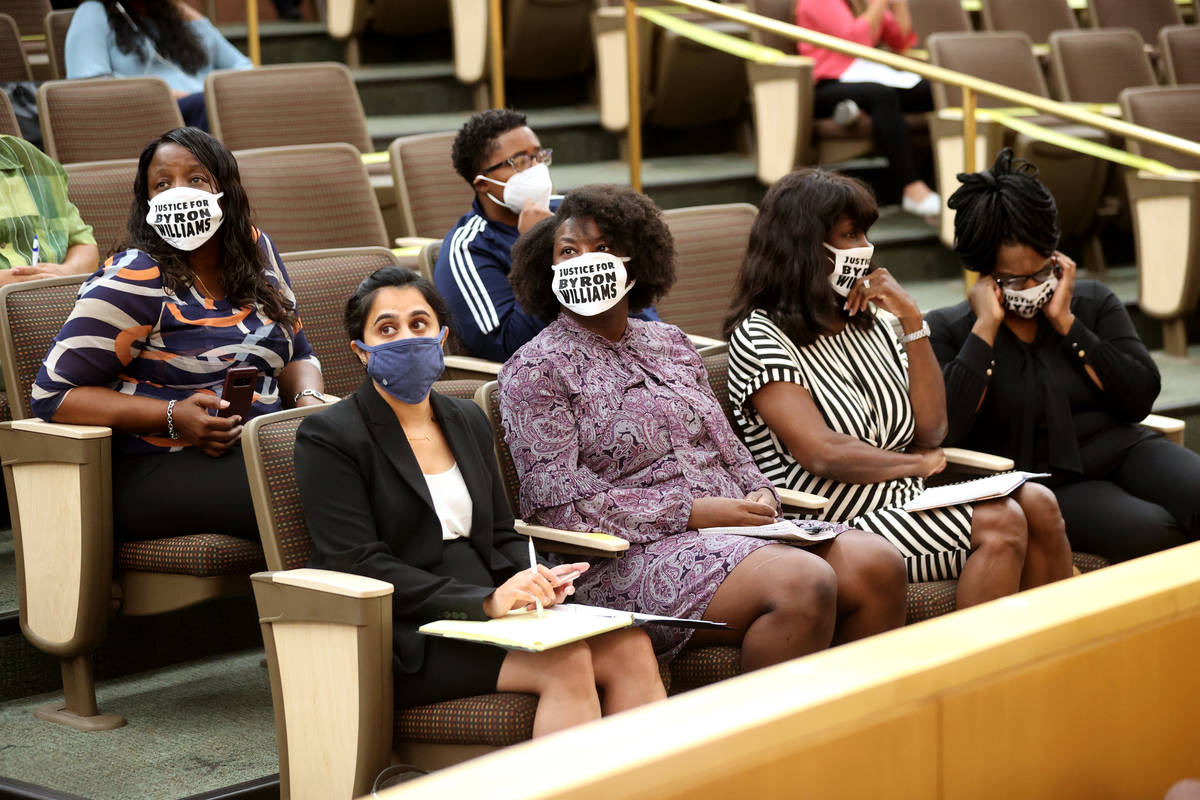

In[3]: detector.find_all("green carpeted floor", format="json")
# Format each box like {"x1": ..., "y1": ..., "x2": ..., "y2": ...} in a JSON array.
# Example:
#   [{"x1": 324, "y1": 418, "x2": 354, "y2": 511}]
[
  {"x1": 0, "y1": 528, "x2": 15, "y2": 615},
  {"x1": 0, "y1": 650, "x2": 277, "y2": 799}
]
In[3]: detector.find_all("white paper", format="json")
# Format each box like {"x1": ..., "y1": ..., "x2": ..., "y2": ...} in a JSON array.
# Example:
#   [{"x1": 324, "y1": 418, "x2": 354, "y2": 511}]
[
  {"x1": 902, "y1": 471, "x2": 1051, "y2": 513},
  {"x1": 839, "y1": 58, "x2": 922, "y2": 89},
  {"x1": 698, "y1": 520, "x2": 840, "y2": 544}
]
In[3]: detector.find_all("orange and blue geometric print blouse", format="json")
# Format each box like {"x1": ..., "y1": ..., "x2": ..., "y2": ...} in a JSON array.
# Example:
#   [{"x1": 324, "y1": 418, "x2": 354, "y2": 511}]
[{"x1": 32, "y1": 229, "x2": 319, "y2": 454}]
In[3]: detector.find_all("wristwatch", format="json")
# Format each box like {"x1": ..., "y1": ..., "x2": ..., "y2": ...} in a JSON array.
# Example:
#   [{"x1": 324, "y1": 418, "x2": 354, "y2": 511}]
[
  {"x1": 294, "y1": 389, "x2": 328, "y2": 404},
  {"x1": 898, "y1": 320, "x2": 930, "y2": 344}
]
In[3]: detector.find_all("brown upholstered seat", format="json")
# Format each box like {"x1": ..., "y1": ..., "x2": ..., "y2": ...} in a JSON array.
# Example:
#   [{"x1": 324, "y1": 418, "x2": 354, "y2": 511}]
[
  {"x1": 659, "y1": 203, "x2": 757, "y2": 343},
  {"x1": 37, "y1": 77, "x2": 184, "y2": 164},
  {"x1": 388, "y1": 132, "x2": 472, "y2": 240},
  {"x1": 1086, "y1": 0, "x2": 1181, "y2": 51},
  {"x1": 980, "y1": 0, "x2": 1077, "y2": 44},
  {"x1": 1159, "y1": 25, "x2": 1200, "y2": 85},
  {"x1": 6, "y1": 0, "x2": 50, "y2": 78},
  {"x1": 908, "y1": 0, "x2": 972, "y2": 46},
  {"x1": 1119, "y1": 86, "x2": 1200, "y2": 171},
  {"x1": 0, "y1": 14, "x2": 34, "y2": 83},
  {"x1": 206, "y1": 62, "x2": 373, "y2": 153},
  {"x1": 646, "y1": 22, "x2": 748, "y2": 129},
  {"x1": 235, "y1": 143, "x2": 389, "y2": 252},
  {"x1": 503, "y1": 0, "x2": 593, "y2": 80},
  {"x1": 0, "y1": 91, "x2": 20, "y2": 138},
  {"x1": 1049, "y1": 29, "x2": 1156, "y2": 104},
  {"x1": 416, "y1": 240, "x2": 441, "y2": 284},
  {"x1": 115, "y1": 535, "x2": 266, "y2": 577},
  {"x1": 63, "y1": 159, "x2": 138, "y2": 260},
  {"x1": 43, "y1": 8, "x2": 72, "y2": 81}
]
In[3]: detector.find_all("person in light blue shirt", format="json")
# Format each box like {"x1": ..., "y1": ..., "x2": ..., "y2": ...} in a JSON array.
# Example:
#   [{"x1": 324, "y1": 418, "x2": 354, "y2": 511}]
[{"x1": 65, "y1": 0, "x2": 252, "y2": 131}]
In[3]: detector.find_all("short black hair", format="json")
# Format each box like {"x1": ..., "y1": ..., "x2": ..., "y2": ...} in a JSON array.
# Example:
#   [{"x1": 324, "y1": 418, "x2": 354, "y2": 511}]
[
  {"x1": 948, "y1": 148, "x2": 1060, "y2": 273},
  {"x1": 509, "y1": 185, "x2": 676, "y2": 321},
  {"x1": 343, "y1": 266, "x2": 449, "y2": 340},
  {"x1": 451, "y1": 108, "x2": 529, "y2": 185},
  {"x1": 723, "y1": 168, "x2": 878, "y2": 346}
]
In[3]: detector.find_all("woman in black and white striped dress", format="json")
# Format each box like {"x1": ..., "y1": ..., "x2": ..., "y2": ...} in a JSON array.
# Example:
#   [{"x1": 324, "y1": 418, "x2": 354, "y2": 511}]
[{"x1": 723, "y1": 168, "x2": 1072, "y2": 607}]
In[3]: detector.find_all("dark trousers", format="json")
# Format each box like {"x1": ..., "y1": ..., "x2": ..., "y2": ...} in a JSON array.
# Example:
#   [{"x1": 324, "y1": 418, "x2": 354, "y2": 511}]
[
  {"x1": 177, "y1": 92, "x2": 209, "y2": 133},
  {"x1": 812, "y1": 78, "x2": 933, "y2": 187},
  {"x1": 1054, "y1": 435, "x2": 1200, "y2": 563},
  {"x1": 113, "y1": 446, "x2": 260, "y2": 542}
]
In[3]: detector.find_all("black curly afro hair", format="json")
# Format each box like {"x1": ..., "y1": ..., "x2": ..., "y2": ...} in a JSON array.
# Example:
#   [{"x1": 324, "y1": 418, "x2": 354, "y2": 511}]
[
  {"x1": 509, "y1": 185, "x2": 676, "y2": 321},
  {"x1": 948, "y1": 147, "x2": 1060, "y2": 274},
  {"x1": 450, "y1": 108, "x2": 529, "y2": 185}
]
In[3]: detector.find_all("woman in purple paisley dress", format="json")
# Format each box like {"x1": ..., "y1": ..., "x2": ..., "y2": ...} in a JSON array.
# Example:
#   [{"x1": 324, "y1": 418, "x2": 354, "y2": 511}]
[{"x1": 497, "y1": 185, "x2": 908, "y2": 670}]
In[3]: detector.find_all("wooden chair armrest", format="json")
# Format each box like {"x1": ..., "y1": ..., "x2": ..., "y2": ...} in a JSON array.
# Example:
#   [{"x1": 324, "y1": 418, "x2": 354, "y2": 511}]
[
  {"x1": 687, "y1": 334, "x2": 728, "y2": 356},
  {"x1": 943, "y1": 448, "x2": 1014, "y2": 472},
  {"x1": 1142, "y1": 413, "x2": 1185, "y2": 436},
  {"x1": 777, "y1": 487, "x2": 830, "y2": 511},
  {"x1": 9, "y1": 418, "x2": 112, "y2": 439},
  {"x1": 394, "y1": 236, "x2": 440, "y2": 248},
  {"x1": 443, "y1": 355, "x2": 503, "y2": 379},
  {"x1": 264, "y1": 568, "x2": 393, "y2": 599},
  {"x1": 515, "y1": 520, "x2": 629, "y2": 556}
]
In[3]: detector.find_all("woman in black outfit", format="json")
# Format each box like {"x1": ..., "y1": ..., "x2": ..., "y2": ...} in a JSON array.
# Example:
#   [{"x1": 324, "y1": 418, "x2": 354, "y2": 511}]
[
  {"x1": 294, "y1": 267, "x2": 665, "y2": 730},
  {"x1": 927, "y1": 149, "x2": 1200, "y2": 562}
]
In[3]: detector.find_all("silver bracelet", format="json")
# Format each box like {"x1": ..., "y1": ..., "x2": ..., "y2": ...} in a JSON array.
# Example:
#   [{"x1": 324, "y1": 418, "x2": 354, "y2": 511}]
[{"x1": 166, "y1": 398, "x2": 179, "y2": 440}]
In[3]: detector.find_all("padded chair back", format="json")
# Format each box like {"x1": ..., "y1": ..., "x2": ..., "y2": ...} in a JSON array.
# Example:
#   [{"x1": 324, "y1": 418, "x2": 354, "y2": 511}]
[
  {"x1": 477, "y1": 381, "x2": 523, "y2": 517},
  {"x1": 245, "y1": 379, "x2": 485, "y2": 572},
  {"x1": 701, "y1": 350, "x2": 737, "y2": 430},
  {"x1": 980, "y1": 0, "x2": 1076, "y2": 43},
  {"x1": 370, "y1": 0, "x2": 450, "y2": 35},
  {"x1": 746, "y1": 0, "x2": 795, "y2": 54},
  {"x1": 0, "y1": 91, "x2": 19, "y2": 137},
  {"x1": 38, "y1": 77, "x2": 183, "y2": 164},
  {"x1": 236, "y1": 143, "x2": 389, "y2": 252},
  {"x1": 1119, "y1": 86, "x2": 1200, "y2": 172},
  {"x1": 928, "y1": 32, "x2": 1048, "y2": 109},
  {"x1": 4, "y1": 0, "x2": 49, "y2": 35},
  {"x1": 1050, "y1": 29, "x2": 1155, "y2": 104},
  {"x1": 658, "y1": 204, "x2": 757, "y2": 342},
  {"x1": 1087, "y1": 0, "x2": 1181, "y2": 48},
  {"x1": 44, "y1": 9, "x2": 72, "y2": 80},
  {"x1": 0, "y1": 274, "x2": 88, "y2": 421},
  {"x1": 64, "y1": 159, "x2": 138, "y2": 260},
  {"x1": 277, "y1": 247, "x2": 399, "y2": 400},
  {"x1": 648, "y1": 23, "x2": 748, "y2": 128},
  {"x1": 389, "y1": 132, "x2": 471, "y2": 240},
  {"x1": 417, "y1": 240, "x2": 441, "y2": 283},
  {"x1": 1160, "y1": 25, "x2": 1200, "y2": 85},
  {"x1": 503, "y1": 0, "x2": 592, "y2": 80},
  {"x1": 206, "y1": 63, "x2": 372, "y2": 153},
  {"x1": 908, "y1": 0, "x2": 971, "y2": 46},
  {"x1": 0, "y1": 14, "x2": 33, "y2": 82}
]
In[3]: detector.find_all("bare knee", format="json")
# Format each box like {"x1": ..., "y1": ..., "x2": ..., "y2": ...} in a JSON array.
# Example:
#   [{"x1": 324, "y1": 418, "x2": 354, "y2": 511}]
[
  {"x1": 592, "y1": 628, "x2": 659, "y2": 683},
  {"x1": 538, "y1": 641, "x2": 596, "y2": 694},
  {"x1": 835, "y1": 531, "x2": 907, "y2": 599},
  {"x1": 771, "y1": 553, "x2": 838, "y2": 623},
  {"x1": 1014, "y1": 484, "x2": 1067, "y2": 543},
  {"x1": 971, "y1": 498, "x2": 1028, "y2": 559}
]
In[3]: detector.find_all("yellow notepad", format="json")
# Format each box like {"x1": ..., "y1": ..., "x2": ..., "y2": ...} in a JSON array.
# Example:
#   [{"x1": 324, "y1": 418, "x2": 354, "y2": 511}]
[{"x1": 418, "y1": 606, "x2": 634, "y2": 652}]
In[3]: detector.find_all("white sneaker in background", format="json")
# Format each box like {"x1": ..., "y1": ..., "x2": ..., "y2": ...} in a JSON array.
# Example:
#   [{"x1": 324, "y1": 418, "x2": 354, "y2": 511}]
[
  {"x1": 832, "y1": 99, "x2": 862, "y2": 127},
  {"x1": 902, "y1": 191, "x2": 942, "y2": 218}
]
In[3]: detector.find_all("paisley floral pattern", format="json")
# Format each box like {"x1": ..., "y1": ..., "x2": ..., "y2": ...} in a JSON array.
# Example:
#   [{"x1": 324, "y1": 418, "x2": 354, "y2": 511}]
[{"x1": 498, "y1": 316, "x2": 843, "y2": 660}]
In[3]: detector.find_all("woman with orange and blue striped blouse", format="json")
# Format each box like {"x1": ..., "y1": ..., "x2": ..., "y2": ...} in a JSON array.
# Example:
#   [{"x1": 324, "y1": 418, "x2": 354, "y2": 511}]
[{"x1": 32, "y1": 128, "x2": 326, "y2": 542}]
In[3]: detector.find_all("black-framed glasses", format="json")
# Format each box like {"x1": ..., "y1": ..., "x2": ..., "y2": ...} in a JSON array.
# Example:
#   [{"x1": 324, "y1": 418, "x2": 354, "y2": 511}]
[
  {"x1": 994, "y1": 261, "x2": 1058, "y2": 291},
  {"x1": 481, "y1": 148, "x2": 553, "y2": 175}
]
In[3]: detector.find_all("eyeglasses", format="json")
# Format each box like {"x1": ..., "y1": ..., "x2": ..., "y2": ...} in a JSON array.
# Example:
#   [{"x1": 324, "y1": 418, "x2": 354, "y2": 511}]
[
  {"x1": 994, "y1": 261, "x2": 1058, "y2": 291},
  {"x1": 481, "y1": 148, "x2": 553, "y2": 174}
]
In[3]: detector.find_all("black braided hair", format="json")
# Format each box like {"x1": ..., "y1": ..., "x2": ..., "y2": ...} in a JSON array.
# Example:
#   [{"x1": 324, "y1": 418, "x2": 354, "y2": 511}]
[{"x1": 947, "y1": 148, "x2": 1060, "y2": 274}]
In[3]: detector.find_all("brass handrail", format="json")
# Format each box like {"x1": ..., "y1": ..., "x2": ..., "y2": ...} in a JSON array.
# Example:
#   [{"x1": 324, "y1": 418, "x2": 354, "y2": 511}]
[{"x1": 624, "y1": 0, "x2": 1200, "y2": 191}]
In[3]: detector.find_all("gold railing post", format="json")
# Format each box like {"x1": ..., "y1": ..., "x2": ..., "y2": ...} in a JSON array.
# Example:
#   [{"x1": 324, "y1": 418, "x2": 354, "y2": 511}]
[
  {"x1": 246, "y1": 0, "x2": 261, "y2": 66},
  {"x1": 962, "y1": 87, "x2": 977, "y2": 174},
  {"x1": 625, "y1": 0, "x2": 644, "y2": 192},
  {"x1": 488, "y1": 0, "x2": 506, "y2": 108}
]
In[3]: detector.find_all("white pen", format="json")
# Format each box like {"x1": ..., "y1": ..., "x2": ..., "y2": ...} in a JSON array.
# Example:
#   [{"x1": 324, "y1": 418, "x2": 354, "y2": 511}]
[
  {"x1": 30, "y1": 235, "x2": 38, "y2": 268},
  {"x1": 527, "y1": 537, "x2": 543, "y2": 618}
]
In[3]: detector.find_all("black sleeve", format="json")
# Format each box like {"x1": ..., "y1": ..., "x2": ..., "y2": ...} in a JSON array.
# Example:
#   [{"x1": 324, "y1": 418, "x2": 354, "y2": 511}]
[
  {"x1": 1061, "y1": 286, "x2": 1160, "y2": 422},
  {"x1": 928, "y1": 307, "x2": 995, "y2": 446},
  {"x1": 295, "y1": 411, "x2": 493, "y2": 622}
]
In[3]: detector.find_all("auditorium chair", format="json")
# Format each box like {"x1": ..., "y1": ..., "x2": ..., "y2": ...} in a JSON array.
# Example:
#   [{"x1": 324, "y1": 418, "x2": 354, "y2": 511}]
[
  {"x1": 243, "y1": 393, "x2": 636, "y2": 797},
  {"x1": 907, "y1": 0, "x2": 972, "y2": 47},
  {"x1": 416, "y1": 240, "x2": 439, "y2": 284},
  {"x1": 43, "y1": 9, "x2": 72, "y2": 80},
  {"x1": 63, "y1": 159, "x2": 138, "y2": 260},
  {"x1": 1049, "y1": 29, "x2": 1156, "y2": 105},
  {"x1": 980, "y1": 0, "x2": 1077, "y2": 48},
  {"x1": 235, "y1": 143, "x2": 389, "y2": 253},
  {"x1": 0, "y1": 275, "x2": 267, "y2": 731},
  {"x1": 0, "y1": 88, "x2": 20, "y2": 138},
  {"x1": 0, "y1": 14, "x2": 34, "y2": 83},
  {"x1": 324, "y1": 0, "x2": 449, "y2": 66},
  {"x1": 926, "y1": 32, "x2": 1109, "y2": 255},
  {"x1": 1087, "y1": 0, "x2": 1181, "y2": 57},
  {"x1": 1159, "y1": 26, "x2": 1200, "y2": 85},
  {"x1": 6, "y1": 0, "x2": 50, "y2": 80},
  {"x1": 1119, "y1": 85, "x2": 1200, "y2": 358},
  {"x1": 37, "y1": 77, "x2": 184, "y2": 164},
  {"x1": 205, "y1": 63, "x2": 399, "y2": 238},
  {"x1": 388, "y1": 131, "x2": 471, "y2": 243}
]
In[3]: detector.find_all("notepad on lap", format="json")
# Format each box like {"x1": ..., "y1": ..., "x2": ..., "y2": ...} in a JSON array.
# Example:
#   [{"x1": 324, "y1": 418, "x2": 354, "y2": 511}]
[
  {"x1": 902, "y1": 471, "x2": 1051, "y2": 513},
  {"x1": 419, "y1": 606, "x2": 633, "y2": 652},
  {"x1": 699, "y1": 519, "x2": 841, "y2": 546}
]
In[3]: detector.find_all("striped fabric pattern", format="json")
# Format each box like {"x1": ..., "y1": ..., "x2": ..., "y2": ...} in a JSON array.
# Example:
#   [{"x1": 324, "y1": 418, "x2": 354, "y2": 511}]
[
  {"x1": 32, "y1": 230, "x2": 319, "y2": 454},
  {"x1": 0, "y1": 135, "x2": 96, "y2": 270},
  {"x1": 728, "y1": 310, "x2": 973, "y2": 582},
  {"x1": 447, "y1": 214, "x2": 499, "y2": 336}
]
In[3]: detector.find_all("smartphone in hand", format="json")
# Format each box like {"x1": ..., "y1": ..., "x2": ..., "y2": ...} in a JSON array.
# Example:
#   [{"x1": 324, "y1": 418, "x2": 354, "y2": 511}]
[{"x1": 218, "y1": 366, "x2": 258, "y2": 419}]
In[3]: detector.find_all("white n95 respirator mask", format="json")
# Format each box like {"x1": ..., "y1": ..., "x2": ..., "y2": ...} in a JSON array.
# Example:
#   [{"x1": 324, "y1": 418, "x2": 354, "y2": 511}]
[
  {"x1": 476, "y1": 163, "x2": 554, "y2": 213},
  {"x1": 551, "y1": 252, "x2": 635, "y2": 317},
  {"x1": 145, "y1": 187, "x2": 225, "y2": 251}
]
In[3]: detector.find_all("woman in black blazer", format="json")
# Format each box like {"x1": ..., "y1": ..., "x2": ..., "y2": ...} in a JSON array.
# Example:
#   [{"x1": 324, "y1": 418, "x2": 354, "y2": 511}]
[{"x1": 294, "y1": 267, "x2": 665, "y2": 733}]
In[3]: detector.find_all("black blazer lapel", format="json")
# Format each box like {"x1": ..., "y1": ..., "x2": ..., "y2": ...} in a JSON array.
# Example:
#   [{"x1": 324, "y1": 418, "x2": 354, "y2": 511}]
[{"x1": 356, "y1": 378, "x2": 437, "y2": 514}]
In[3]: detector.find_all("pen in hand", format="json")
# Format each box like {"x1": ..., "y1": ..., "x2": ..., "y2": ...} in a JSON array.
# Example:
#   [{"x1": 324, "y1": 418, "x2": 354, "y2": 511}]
[
  {"x1": 31, "y1": 234, "x2": 38, "y2": 268},
  {"x1": 527, "y1": 537, "x2": 544, "y2": 618}
]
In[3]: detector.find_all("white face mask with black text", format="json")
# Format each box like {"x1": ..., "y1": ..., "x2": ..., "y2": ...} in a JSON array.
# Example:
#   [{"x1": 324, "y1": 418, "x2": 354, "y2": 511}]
[
  {"x1": 825, "y1": 241, "x2": 875, "y2": 297},
  {"x1": 1003, "y1": 274, "x2": 1058, "y2": 318},
  {"x1": 145, "y1": 187, "x2": 225, "y2": 251},
  {"x1": 551, "y1": 252, "x2": 635, "y2": 317}
]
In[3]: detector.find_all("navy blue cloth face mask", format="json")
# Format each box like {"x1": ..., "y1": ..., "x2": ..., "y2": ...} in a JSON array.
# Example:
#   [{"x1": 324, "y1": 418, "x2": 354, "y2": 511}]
[{"x1": 354, "y1": 328, "x2": 447, "y2": 404}]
